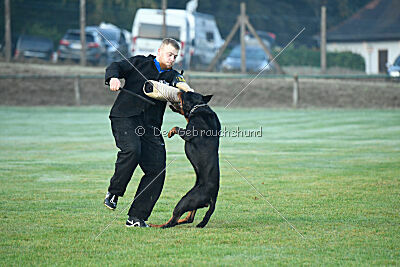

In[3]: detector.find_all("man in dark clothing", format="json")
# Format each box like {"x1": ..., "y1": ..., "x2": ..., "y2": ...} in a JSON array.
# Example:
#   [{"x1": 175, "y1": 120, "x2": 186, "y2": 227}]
[{"x1": 103, "y1": 38, "x2": 192, "y2": 227}]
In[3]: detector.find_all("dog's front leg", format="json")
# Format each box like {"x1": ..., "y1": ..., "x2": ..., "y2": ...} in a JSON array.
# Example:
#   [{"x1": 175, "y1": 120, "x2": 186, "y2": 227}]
[
  {"x1": 167, "y1": 127, "x2": 180, "y2": 138},
  {"x1": 168, "y1": 127, "x2": 193, "y2": 142}
]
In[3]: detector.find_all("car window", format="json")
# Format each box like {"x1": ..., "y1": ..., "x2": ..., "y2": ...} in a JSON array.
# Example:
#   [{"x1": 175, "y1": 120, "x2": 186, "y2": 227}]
[
  {"x1": 19, "y1": 36, "x2": 53, "y2": 50},
  {"x1": 206, "y1": 32, "x2": 214, "y2": 42},
  {"x1": 138, "y1": 23, "x2": 180, "y2": 41},
  {"x1": 65, "y1": 33, "x2": 95, "y2": 43},
  {"x1": 247, "y1": 48, "x2": 267, "y2": 60},
  {"x1": 229, "y1": 46, "x2": 241, "y2": 58},
  {"x1": 229, "y1": 46, "x2": 267, "y2": 60},
  {"x1": 98, "y1": 29, "x2": 119, "y2": 42}
]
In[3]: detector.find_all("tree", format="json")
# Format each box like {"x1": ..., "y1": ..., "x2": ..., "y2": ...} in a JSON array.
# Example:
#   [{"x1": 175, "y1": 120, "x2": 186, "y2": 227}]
[{"x1": 0, "y1": 0, "x2": 371, "y2": 48}]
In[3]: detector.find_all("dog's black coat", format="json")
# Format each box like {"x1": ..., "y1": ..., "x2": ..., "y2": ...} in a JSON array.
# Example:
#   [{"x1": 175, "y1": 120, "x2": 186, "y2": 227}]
[{"x1": 161, "y1": 92, "x2": 220, "y2": 228}]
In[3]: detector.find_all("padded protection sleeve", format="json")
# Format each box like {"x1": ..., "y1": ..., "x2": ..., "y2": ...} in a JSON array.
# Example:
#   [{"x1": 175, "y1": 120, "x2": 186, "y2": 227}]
[{"x1": 172, "y1": 73, "x2": 194, "y2": 92}]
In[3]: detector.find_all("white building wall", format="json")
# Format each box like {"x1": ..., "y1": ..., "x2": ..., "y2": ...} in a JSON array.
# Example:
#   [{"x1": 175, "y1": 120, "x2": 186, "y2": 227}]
[{"x1": 327, "y1": 40, "x2": 400, "y2": 74}]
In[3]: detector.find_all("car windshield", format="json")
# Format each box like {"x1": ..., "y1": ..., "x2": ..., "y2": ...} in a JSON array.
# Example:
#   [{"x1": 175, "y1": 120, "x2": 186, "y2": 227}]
[
  {"x1": 138, "y1": 23, "x2": 180, "y2": 41},
  {"x1": 229, "y1": 46, "x2": 267, "y2": 60},
  {"x1": 65, "y1": 33, "x2": 95, "y2": 43},
  {"x1": 394, "y1": 56, "x2": 400, "y2": 66},
  {"x1": 19, "y1": 36, "x2": 52, "y2": 50},
  {"x1": 97, "y1": 29, "x2": 119, "y2": 41}
]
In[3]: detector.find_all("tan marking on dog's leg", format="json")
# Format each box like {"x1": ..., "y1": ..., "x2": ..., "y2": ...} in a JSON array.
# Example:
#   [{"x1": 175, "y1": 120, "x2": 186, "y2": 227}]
[
  {"x1": 190, "y1": 210, "x2": 197, "y2": 220},
  {"x1": 177, "y1": 211, "x2": 193, "y2": 224},
  {"x1": 177, "y1": 209, "x2": 197, "y2": 225},
  {"x1": 149, "y1": 216, "x2": 174, "y2": 228}
]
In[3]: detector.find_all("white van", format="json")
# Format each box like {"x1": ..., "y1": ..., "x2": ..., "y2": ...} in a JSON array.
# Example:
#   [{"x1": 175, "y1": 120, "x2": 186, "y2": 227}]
[
  {"x1": 187, "y1": 12, "x2": 224, "y2": 68},
  {"x1": 131, "y1": 8, "x2": 190, "y2": 68},
  {"x1": 131, "y1": 6, "x2": 223, "y2": 69}
]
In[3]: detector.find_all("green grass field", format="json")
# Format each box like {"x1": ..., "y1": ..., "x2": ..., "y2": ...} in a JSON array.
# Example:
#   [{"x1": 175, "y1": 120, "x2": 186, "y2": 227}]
[{"x1": 0, "y1": 106, "x2": 399, "y2": 265}]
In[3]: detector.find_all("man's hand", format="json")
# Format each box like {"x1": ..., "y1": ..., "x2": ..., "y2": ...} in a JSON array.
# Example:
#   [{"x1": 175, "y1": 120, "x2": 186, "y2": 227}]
[
  {"x1": 110, "y1": 78, "x2": 121, "y2": 91},
  {"x1": 175, "y1": 82, "x2": 194, "y2": 92}
]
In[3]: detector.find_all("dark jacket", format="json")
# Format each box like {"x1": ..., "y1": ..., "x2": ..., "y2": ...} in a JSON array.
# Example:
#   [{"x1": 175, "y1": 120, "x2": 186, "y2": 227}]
[{"x1": 105, "y1": 55, "x2": 182, "y2": 129}]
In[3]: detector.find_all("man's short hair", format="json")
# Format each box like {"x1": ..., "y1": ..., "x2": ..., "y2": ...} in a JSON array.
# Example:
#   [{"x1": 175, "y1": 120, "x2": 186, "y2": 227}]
[{"x1": 160, "y1": 38, "x2": 180, "y2": 50}]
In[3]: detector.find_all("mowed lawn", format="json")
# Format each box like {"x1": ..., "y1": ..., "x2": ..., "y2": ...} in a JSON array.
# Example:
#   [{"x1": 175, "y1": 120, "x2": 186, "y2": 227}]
[{"x1": 0, "y1": 106, "x2": 399, "y2": 265}]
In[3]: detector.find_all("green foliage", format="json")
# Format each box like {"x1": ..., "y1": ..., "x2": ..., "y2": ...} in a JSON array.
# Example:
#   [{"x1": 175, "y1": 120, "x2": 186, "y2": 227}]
[
  {"x1": 0, "y1": 0, "x2": 159, "y2": 43},
  {"x1": 27, "y1": 23, "x2": 62, "y2": 43},
  {"x1": 275, "y1": 45, "x2": 365, "y2": 70},
  {"x1": 327, "y1": 51, "x2": 365, "y2": 70},
  {"x1": 0, "y1": 0, "x2": 371, "y2": 46}
]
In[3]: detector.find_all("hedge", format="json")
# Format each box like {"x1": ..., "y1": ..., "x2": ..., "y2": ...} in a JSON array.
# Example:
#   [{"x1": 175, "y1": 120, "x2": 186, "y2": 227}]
[{"x1": 274, "y1": 46, "x2": 365, "y2": 70}]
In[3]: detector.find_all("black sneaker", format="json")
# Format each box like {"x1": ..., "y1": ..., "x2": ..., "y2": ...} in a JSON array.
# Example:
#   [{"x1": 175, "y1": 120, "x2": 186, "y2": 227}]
[
  {"x1": 104, "y1": 192, "x2": 118, "y2": 210},
  {"x1": 126, "y1": 216, "x2": 149, "y2": 228}
]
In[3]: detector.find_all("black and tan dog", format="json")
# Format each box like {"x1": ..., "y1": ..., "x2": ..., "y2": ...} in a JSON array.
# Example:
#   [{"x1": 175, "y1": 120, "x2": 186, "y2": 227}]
[{"x1": 150, "y1": 91, "x2": 221, "y2": 228}]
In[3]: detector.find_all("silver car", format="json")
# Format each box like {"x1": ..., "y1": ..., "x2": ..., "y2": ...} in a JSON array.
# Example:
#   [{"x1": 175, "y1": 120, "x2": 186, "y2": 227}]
[
  {"x1": 86, "y1": 26, "x2": 130, "y2": 65},
  {"x1": 388, "y1": 55, "x2": 400, "y2": 78},
  {"x1": 14, "y1": 35, "x2": 54, "y2": 61},
  {"x1": 221, "y1": 45, "x2": 272, "y2": 73},
  {"x1": 58, "y1": 29, "x2": 107, "y2": 65}
]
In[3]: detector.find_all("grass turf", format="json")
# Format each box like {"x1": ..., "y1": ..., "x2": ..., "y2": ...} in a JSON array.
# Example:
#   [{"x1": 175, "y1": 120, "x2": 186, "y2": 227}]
[{"x1": 0, "y1": 106, "x2": 399, "y2": 265}]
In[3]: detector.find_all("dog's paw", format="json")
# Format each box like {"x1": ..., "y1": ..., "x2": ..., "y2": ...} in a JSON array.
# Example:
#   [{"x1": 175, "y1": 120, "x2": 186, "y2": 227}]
[
  {"x1": 196, "y1": 222, "x2": 207, "y2": 228},
  {"x1": 168, "y1": 127, "x2": 178, "y2": 138},
  {"x1": 161, "y1": 224, "x2": 173, "y2": 229}
]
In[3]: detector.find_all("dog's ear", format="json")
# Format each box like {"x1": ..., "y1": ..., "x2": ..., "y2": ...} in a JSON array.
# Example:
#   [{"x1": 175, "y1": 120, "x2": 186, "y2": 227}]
[{"x1": 202, "y1": 95, "x2": 213, "y2": 103}]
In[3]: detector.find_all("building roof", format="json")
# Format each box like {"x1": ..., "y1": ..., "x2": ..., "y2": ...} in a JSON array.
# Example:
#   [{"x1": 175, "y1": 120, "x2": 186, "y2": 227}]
[{"x1": 327, "y1": 0, "x2": 400, "y2": 42}]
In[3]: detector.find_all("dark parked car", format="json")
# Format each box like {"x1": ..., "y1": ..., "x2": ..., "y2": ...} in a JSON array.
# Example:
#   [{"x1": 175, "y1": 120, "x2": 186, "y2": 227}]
[
  {"x1": 14, "y1": 35, "x2": 54, "y2": 61},
  {"x1": 221, "y1": 45, "x2": 272, "y2": 73},
  {"x1": 86, "y1": 25, "x2": 129, "y2": 65},
  {"x1": 387, "y1": 55, "x2": 400, "y2": 78},
  {"x1": 58, "y1": 29, "x2": 107, "y2": 65}
]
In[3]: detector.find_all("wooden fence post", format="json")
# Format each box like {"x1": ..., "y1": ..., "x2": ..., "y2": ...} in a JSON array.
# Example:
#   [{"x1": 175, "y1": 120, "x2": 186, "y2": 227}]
[
  {"x1": 74, "y1": 76, "x2": 81, "y2": 105},
  {"x1": 293, "y1": 75, "x2": 299, "y2": 107},
  {"x1": 4, "y1": 0, "x2": 12, "y2": 62}
]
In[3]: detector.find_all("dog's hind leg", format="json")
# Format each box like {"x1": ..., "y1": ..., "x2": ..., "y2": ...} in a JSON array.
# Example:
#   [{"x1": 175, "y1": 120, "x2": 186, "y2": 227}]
[
  {"x1": 150, "y1": 194, "x2": 198, "y2": 228},
  {"x1": 196, "y1": 198, "x2": 216, "y2": 228},
  {"x1": 161, "y1": 205, "x2": 192, "y2": 228},
  {"x1": 162, "y1": 188, "x2": 208, "y2": 228},
  {"x1": 158, "y1": 210, "x2": 197, "y2": 228},
  {"x1": 159, "y1": 204, "x2": 191, "y2": 229},
  {"x1": 149, "y1": 216, "x2": 174, "y2": 228},
  {"x1": 177, "y1": 210, "x2": 197, "y2": 225},
  {"x1": 149, "y1": 210, "x2": 196, "y2": 228}
]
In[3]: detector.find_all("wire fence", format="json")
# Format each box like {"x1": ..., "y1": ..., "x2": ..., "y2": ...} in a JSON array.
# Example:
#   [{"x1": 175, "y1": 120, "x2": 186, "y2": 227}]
[{"x1": 0, "y1": 73, "x2": 397, "y2": 107}]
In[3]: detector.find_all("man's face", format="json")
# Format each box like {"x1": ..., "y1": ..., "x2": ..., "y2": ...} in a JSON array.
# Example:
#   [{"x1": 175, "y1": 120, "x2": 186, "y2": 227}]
[{"x1": 157, "y1": 44, "x2": 179, "y2": 69}]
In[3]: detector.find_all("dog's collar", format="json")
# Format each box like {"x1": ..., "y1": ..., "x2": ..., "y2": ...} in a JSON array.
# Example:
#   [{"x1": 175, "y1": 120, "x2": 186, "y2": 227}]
[{"x1": 189, "y1": 104, "x2": 208, "y2": 116}]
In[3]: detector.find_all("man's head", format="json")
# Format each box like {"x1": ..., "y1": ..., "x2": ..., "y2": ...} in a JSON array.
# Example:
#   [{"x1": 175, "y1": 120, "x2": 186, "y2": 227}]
[{"x1": 156, "y1": 38, "x2": 180, "y2": 69}]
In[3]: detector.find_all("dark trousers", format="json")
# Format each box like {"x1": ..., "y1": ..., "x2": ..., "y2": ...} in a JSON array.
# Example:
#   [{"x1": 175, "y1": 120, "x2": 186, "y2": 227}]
[{"x1": 108, "y1": 116, "x2": 166, "y2": 220}]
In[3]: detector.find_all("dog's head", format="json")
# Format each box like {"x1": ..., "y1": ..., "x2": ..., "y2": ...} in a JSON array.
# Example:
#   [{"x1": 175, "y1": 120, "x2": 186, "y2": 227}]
[{"x1": 170, "y1": 91, "x2": 213, "y2": 118}]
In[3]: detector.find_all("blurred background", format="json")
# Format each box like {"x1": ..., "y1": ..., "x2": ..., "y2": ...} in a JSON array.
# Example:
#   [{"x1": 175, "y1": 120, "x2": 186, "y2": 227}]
[{"x1": 0, "y1": 0, "x2": 399, "y2": 107}]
